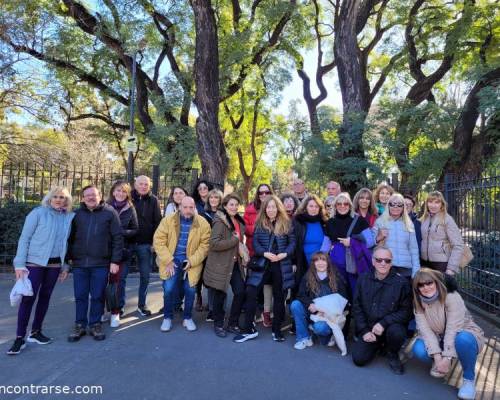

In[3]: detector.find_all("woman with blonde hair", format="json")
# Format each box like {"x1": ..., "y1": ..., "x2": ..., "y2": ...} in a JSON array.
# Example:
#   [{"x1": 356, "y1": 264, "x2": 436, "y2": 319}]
[
  {"x1": 412, "y1": 268, "x2": 484, "y2": 400},
  {"x1": 353, "y1": 188, "x2": 378, "y2": 227},
  {"x1": 420, "y1": 191, "x2": 464, "y2": 275},
  {"x1": 373, "y1": 193, "x2": 420, "y2": 278},
  {"x1": 7, "y1": 187, "x2": 75, "y2": 355},
  {"x1": 234, "y1": 195, "x2": 295, "y2": 343},
  {"x1": 373, "y1": 183, "x2": 394, "y2": 216}
]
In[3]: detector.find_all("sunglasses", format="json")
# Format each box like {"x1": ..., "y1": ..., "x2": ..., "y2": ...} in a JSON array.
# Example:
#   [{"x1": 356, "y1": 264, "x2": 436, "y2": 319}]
[
  {"x1": 198, "y1": 185, "x2": 208, "y2": 190},
  {"x1": 417, "y1": 281, "x2": 435, "y2": 288},
  {"x1": 259, "y1": 190, "x2": 271, "y2": 195},
  {"x1": 374, "y1": 257, "x2": 392, "y2": 264},
  {"x1": 325, "y1": 204, "x2": 334, "y2": 208},
  {"x1": 52, "y1": 195, "x2": 66, "y2": 200},
  {"x1": 336, "y1": 202, "x2": 350, "y2": 207},
  {"x1": 389, "y1": 202, "x2": 404, "y2": 208}
]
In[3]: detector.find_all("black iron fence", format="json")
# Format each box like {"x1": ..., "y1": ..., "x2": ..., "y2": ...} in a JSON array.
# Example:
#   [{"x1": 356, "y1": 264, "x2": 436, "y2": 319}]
[{"x1": 444, "y1": 171, "x2": 500, "y2": 317}]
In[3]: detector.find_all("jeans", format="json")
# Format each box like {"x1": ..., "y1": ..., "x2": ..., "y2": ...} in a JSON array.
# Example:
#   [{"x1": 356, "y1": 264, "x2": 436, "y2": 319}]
[
  {"x1": 290, "y1": 300, "x2": 332, "y2": 342},
  {"x1": 132, "y1": 244, "x2": 153, "y2": 308},
  {"x1": 109, "y1": 263, "x2": 127, "y2": 314},
  {"x1": 162, "y1": 267, "x2": 196, "y2": 320},
  {"x1": 73, "y1": 267, "x2": 109, "y2": 327},
  {"x1": 412, "y1": 331, "x2": 479, "y2": 380},
  {"x1": 212, "y1": 263, "x2": 245, "y2": 328},
  {"x1": 17, "y1": 266, "x2": 60, "y2": 338}
]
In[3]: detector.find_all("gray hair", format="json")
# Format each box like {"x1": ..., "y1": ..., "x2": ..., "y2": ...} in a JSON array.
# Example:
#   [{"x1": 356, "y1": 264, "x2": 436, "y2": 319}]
[
  {"x1": 372, "y1": 245, "x2": 393, "y2": 258},
  {"x1": 42, "y1": 186, "x2": 73, "y2": 211},
  {"x1": 332, "y1": 192, "x2": 355, "y2": 217}
]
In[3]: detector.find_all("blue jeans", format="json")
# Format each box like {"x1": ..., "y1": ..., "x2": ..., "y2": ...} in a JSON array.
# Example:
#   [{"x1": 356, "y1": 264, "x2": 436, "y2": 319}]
[
  {"x1": 290, "y1": 300, "x2": 332, "y2": 342},
  {"x1": 73, "y1": 267, "x2": 109, "y2": 327},
  {"x1": 118, "y1": 260, "x2": 130, "y2": 310},
  {"x1": 162, "y1": 268, "x2": 196, "y2": 320},
  {"x1": 132, "y1": 244, "x2": 153, "y2": 308},
  {"x1": 412, "y1": 331, "x2": 479, "y2": 380}
]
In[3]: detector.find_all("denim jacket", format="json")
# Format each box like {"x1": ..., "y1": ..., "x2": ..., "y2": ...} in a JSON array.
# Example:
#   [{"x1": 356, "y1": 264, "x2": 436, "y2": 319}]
[{"x1": 13, "y1": 206, "x2": 75, "y2": 271}]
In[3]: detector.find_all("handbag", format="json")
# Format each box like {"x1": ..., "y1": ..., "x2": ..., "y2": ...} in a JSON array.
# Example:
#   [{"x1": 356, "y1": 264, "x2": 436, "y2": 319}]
[
  {"x1": 105, "y1": 281, "x2": 119, "y2": 312},
  {"x1": 247, "y1": 232, "x2": 276, "y2": 271},
  {"x1": 345, "y1": 216, "x2": 359, "y2": 274},
  {"x1": 459, "y1": 244, "x2": 474, "y2": 269}
]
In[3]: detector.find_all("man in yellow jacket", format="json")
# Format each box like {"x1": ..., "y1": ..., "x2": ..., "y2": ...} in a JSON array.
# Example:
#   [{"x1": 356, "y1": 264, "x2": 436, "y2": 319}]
[{"x1": 153, "y1": 197, "x2": 211, "y2": 332}]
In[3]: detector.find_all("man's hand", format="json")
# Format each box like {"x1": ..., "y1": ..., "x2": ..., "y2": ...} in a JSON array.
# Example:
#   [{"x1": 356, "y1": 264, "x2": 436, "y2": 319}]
[
  {"x1": 110, "y1": 263, "x2": 120, "y2": 274},
  {"x1": 59, "y1": 271, "x2": 68, "y2": 282},
  {"x1": 183, "y1": 261, "x2": 191, "y2": 271},
  {"x1": 165, "y1": 261, "x2": 175, "y2": 277},
  {"x1": 362, "y1": 332, "x2": 377, "y2": 342},
  {"x1": 371, "y1": 322, "x2": 385, "y2": 336}
]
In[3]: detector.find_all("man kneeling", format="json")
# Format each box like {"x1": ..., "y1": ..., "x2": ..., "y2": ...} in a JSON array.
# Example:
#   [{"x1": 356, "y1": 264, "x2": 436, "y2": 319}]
[{"x1": 351, "y1": 246, "x2": 411, "y2": 374}]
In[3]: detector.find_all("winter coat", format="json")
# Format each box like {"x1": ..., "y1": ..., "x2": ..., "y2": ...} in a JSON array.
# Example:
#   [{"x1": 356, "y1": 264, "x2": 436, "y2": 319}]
[
  {"x1": 13, "y1": 206, "x2": 74, "y2": 271},
  {"x1": 243, "y1": 202, "x2": 258, "y2": 256},
  {"x1": 373, "y1": 218, "x2": 420, "y2": 276},
  {"x1": 132, "y1": 190, "x2": 162, "y2": 245},
  {"x1": 415, "y1": 277, "x2": 485, "y2": 358},
  {"x1": 109, "y1": 203, "x2": 139, "y2": 261},
  {"x1": 420, "y1": 213, "x2": 464, "y2": 273},
  {"x1": 153, "y1": 212, "x2": 211, "y2": 286},
  {"x1": 353, "y1": 269, "x2": 412, "y2": 336},
  {"x1": 68, "y1": 202, "x2": 123, "y2": 268},
  {"x1": 203, "y1": 211, "x2": 246, "y2": 293},
  {"x1": 247, "y1": 224, "x2": 296, "y2": 289},
  {"x1": 409, "y1": 212, "x2": 422, "y2": 254}
]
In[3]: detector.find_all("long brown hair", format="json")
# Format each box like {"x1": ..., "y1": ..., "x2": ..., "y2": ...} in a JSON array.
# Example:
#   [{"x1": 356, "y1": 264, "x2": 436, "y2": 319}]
[
  {"x1": 252, "y1": 183, "x2": 273, "y2": 210},
  {"x1": 305, "y1": 252, "x2": 338, "y2": 295},
  {"x1": 295, "y1": 194, "x2": 329, "y2": 222},
  {"x1": 412, "y1": 268, "x2": 448, "y2": 313},
  {"x1": 353, "y1": 188, "x2": 378, "y2": 216},
  {"x1": 107, "y1": 180, "x2": 133, "y2": 205},
  {"x1": 255, "y1": 195, "x2": 291, "y2": 236},
  {"x1": 373, "y1": 182, "x2": 394, "y2": 204}
]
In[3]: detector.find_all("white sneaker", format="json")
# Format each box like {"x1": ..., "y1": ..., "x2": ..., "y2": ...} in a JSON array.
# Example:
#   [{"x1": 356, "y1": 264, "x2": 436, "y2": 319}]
[
  {"x1": 327, "y1": 336, "x2": 336, "y2": 347},
  {"x1": 458, "y1": 379, "x2": 476, "y2": 400},
  {"x1": 161, "y1": 318, "x2": 172, "y2": 332},
  {"x1": 110, "y1": 314, "x2": 120, "y2": 328},
  {"x1": 294, "y1": 338, "x2": 313, "y2": 350},
  {"x1": 101, "y1": 312, "x2": 110, "y2": 322},
  {"x1": 182, "y1": 319, "x2": 197, "y2": 332}
]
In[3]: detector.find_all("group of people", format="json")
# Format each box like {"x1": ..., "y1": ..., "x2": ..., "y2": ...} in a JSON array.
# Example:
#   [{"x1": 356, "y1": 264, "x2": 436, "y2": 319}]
[{"x1": 7, "y1": 177, "x2": 484, "y2": 400}]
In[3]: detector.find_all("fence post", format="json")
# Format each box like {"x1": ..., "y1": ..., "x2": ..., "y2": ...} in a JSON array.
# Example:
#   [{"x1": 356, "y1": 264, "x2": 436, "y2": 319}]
[
  {"x1": 391, "y1": 173, "x2": 399, "y2": 192},
  {"x1": 443, "y1": 173, "x2": 454, "y2": 217},
  {"x1": 152, "y1": 165, "x2": 160, "y2": 196}
]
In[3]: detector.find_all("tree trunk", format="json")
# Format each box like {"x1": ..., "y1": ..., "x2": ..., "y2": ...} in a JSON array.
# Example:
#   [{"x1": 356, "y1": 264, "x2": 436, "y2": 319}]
[
  {"x1": 190, "y1": 0, "x2": 228, "y2": 189},
  {"x1": 440, "y1": 67, "x2": 500, "y2": 181},
  {"x1": 333, "y1": 0, "x2": 371, "y2": 193}
]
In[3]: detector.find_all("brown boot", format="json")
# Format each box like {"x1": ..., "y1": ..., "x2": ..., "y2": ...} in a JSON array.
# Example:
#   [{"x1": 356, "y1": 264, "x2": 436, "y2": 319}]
[
  {"x1": 88, "y1": 323, "x2": 106, "y2": 341},
  {"x1": 68, "y1": 324, "x2": 86, "y2": 342}
]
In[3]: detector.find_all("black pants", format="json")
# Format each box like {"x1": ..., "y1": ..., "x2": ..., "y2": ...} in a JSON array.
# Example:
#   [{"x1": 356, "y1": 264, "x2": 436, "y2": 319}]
[
  {"x1": 351, "y1": 323, "x2": 407, "y2": 367},
  {"x1": 242, "y1": 262, "x2": 285, "y2": 334},
  {"x1": 212, "y1": 263, "x2": 245, "y2": 328},
  {"x1": 421, "y1": 259, "x2": 448, "y2": 273}
]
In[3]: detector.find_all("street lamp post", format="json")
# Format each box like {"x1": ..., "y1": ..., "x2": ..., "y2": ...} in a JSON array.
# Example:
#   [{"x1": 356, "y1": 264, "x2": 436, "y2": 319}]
[{"x1": 127, "y1": 52, "x2": 137, "y2": 185}]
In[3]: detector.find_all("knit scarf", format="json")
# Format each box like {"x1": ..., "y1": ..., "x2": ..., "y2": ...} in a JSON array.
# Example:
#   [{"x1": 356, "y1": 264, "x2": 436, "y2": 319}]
[
  {"x1": 112, "y1": 199, "x2": 128, "y2": 212},
  {"x1": 295, "y1": 213, "x2": 323, "y2": 224},
  {"x1": 420, "y1": 292, "x2": 440, "y2": 304}
]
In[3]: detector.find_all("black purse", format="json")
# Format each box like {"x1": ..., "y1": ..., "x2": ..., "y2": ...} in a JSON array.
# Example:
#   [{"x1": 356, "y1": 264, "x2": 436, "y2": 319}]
[
  {"x1": 105, "y1": 281, "x2": 119, "y2": 312},
  {"x1": 247, "y1": 233, "x2": 276, "y2": 271}
]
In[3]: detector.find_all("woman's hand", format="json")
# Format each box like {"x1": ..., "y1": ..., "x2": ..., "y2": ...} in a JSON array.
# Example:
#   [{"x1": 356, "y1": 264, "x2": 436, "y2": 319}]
[
  {"x1": 110, "y1": 263, "x2": 120, "y2": 274},
  {"x1": 15, "y1": 269, "x2": 28, "y2": 280},
  {"x1": 445, "y1": 269, "x2": 455, "y2": 276},
  {"x1": 308, "y1": 304, "x2": 318, "y2": 313},
  {"x1": 59, "y1": 271, "x2": 68, "y2": 282},
  {"x1": 338, "y1": 237, "x2": 351, "y2": 247},
  {"x1": 277, "y1": 253, "x2": 287, "y2": 261},
  {"x1": 264, "y1": 252, "x2": 278, "y2": 262},
  {"x1": 434, "y1": 355, "x2": 451, "y2": 374}
]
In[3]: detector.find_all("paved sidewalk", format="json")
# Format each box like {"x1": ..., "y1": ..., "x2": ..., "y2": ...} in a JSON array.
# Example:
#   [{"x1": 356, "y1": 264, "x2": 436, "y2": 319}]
[{"x1": 0, "y1": 274, "x2": 498, "y2": 400}]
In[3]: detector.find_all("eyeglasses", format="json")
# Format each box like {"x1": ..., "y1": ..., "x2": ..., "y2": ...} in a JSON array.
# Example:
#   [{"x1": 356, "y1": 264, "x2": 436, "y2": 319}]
[
  {"x1": 52, "y1": 195, "x2": 66, "y2": 200},
  {"x1": 259, "y1": 190, "x2": 271, "y2": 195},
  {"x1": 325, "y1": 204, "x2": 333, "y2": 208},
  {"x1": 389, "y1": 202, "x2": 404, "y2": 208},
  {"x1": 336, "y1": 202, "x2": 350, "y2": 207},
  {"x1": 374, "y1": 257, "x2": 392, "y2": 264},
  {"x1": 417, "y1": 281, "x2": 435, "y2": 288}
]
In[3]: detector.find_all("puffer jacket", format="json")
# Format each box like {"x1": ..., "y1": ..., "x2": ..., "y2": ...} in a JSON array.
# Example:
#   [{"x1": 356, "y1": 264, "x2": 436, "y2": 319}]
[
  {"x1": 353, "y1": 269, "x2": 412, "y2": 336},
  {"x1": 203, "y1": 210, "x2": 246, "y2": 293},
  {"x1": 415, "y1": 277, "x2": 484, "y2": 358},
  {"x1": 420, "y1": 213, "x2": 464, "y2": 272},
  {"x1": 248, "y1": 223, "x2": 296, "y2": 289},
  {"x1": 153, "y1": 212, "x2": 211, "y2": 286},
  {"x1": 373, "y1": 217, "x2": 420, "y2": 276}
]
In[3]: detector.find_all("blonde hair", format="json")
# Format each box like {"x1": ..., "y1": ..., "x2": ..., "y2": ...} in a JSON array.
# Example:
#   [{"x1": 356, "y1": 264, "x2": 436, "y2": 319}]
[
  {"x1": 295, "y1": 194, "x2": 329, "y2": 222},
  {"x1": 378, "y1": 193, "x2": 414, "y2": 232},
  {"x1": 255, "y1": 195, "x2": 291, "y2": 236},
  {"x1": 353, "y1": 188, "x2": 378, "y2": 216},
  {"x1": 413, "y1": 268, "x2": 448, "y2": 313},
  {"x1": 373, "y1": 183, "x2": 395, "y2": 205},
  {"x1": 205, "y1": 189, "x2": 223, "y2": 211},
  {"x1": 42, "y1": 186, "x2": 73, "y2": 212},
  {"x1": 420, "y1": 191, "x2": 448, "y2": 223},
  {"x1": 332, "y1": 192, "x2": 355, "y2": 217}
]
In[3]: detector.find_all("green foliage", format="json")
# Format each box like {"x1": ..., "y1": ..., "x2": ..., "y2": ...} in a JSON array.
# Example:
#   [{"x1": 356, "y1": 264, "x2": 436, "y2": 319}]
[{"x1": 0, "y1": 202, "x2": 37, "y2": 245}]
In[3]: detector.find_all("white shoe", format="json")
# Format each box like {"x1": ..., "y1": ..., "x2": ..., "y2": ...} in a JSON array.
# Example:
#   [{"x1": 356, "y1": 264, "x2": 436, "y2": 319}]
[
  {"x1": 101, "y1": 312, "x2": 110, "y2": 322},
  {"x1": 110, "y1": 314, "x2": 120, "y2": 328},
  {"x1": 161, "y1": 318, "x2": 172, "y2": 332},
  {"x1": 182, "y1": 319, "x2": 197, "y2": 332},
  {"x1": 458, "y1": 379, "x2": 476, "y2": 400},
  {"x1": 327, "y1": 336, "x2": 336, "y2": 347},
  {"x1": 294, "y1": 338, "x2": 313, "y2": 350}
]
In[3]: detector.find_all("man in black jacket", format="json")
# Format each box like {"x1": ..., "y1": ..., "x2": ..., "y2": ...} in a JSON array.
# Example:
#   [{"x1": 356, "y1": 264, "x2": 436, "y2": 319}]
[
  {"x1": 67, "y1": 185, "x2": 123, "y2": 342},
  {"x1": 131, "y1": 175, "x2": 162, "y2": 316},
  {"x1": 351, "y1": 246, "x2": 412, "y2": 374}
]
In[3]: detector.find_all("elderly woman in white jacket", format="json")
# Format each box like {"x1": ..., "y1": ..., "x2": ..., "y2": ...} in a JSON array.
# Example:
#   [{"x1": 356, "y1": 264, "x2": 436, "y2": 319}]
[{"x1": 372, "y1": 193, "x2": 420, "y2": 278}]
